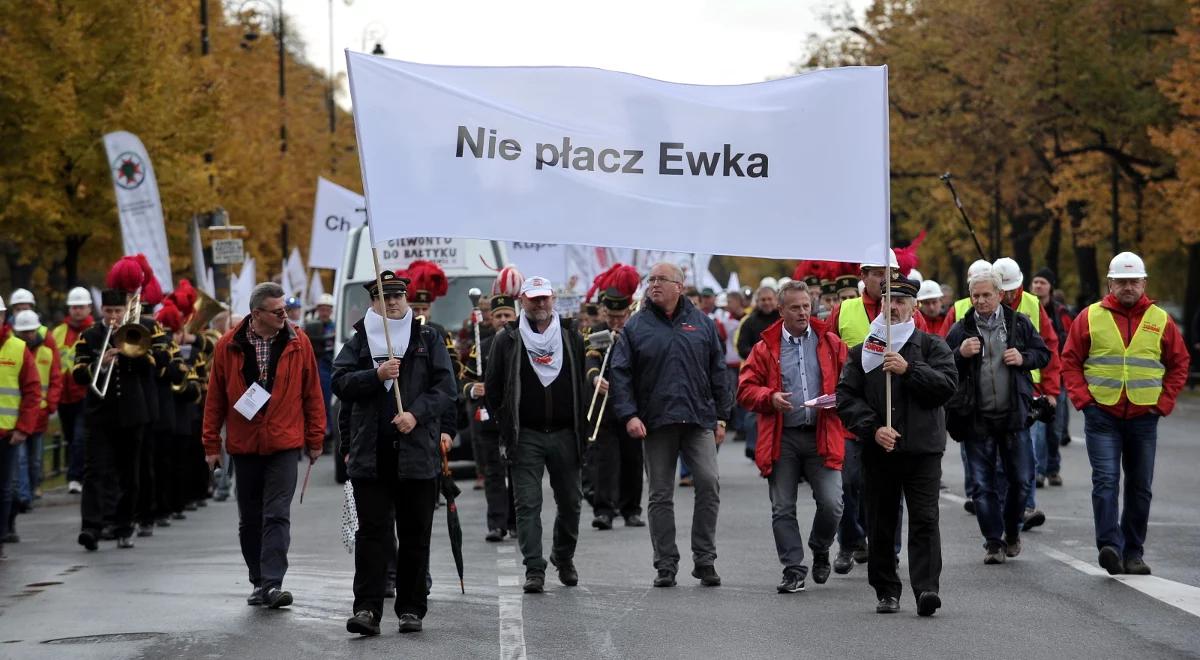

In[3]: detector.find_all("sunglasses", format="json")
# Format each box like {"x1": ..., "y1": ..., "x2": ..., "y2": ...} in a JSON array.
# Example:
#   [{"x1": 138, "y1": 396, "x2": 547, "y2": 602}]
[{"x1": 257, "y1": 306, "x2": 287, "y2": 319}]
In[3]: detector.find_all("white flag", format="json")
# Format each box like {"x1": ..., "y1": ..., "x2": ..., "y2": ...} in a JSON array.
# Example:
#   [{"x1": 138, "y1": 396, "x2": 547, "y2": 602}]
[
  {"x1": 309, "y1": 177, "x2": 367, "y2": 270},
  {"x1": 726, "y1": 273, "x2": 741, "y2": 294},
  {"x1": 307, "y1": 270, "x2": 326, "y2": 307},
  {"x1": 286, "y1": 247, "x2": 307, "y2": 301},
  {"x1": 103, "y1": 131, "x2": 173, "y2": 292},
  {"x1": 346, "y1": 53, "x2": 889, "y2": 262},
  {"x1": 232, "y1": 257, "x2": 256, "y2": 316},
  {"x1": 190, "y1": 216, "x2": 213, "y2": 296}
]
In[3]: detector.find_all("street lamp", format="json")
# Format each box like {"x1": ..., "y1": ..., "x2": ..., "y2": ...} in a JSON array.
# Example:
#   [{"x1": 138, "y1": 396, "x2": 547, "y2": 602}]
[
  {"x1": 362, "y1": 21, "x2": 387, "y2": 55},
  {"x1": 237, "y1": 0, "x2": 286, "y2": 154}
]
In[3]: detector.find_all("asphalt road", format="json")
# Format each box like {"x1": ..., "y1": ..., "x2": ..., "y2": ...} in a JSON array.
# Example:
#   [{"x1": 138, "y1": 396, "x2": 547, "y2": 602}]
[{"x1": 2, "y1": 397, "x2": 1199, "y2": 659}]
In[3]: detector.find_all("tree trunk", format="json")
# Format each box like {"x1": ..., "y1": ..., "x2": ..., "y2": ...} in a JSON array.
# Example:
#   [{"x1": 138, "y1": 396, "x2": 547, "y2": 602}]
[
  {"x1": 1045, "y1": 213, "x2": 1062, "y2": 278},
  {"x1": 1068, "y1": 200, "x2": 1099, "y2": 310},
  {"x1": 1010, "y1": 212, "x2": 1035, "y2": 280},
  {"x1": 64, "y1": 234, "x2": 88, "y2": 288},
  {"x1": 1184, "y1": 241, "x2": 1200, "y2": 355},
  {"x1": 1109, "y1": 160, "x2": 1120, "y2": 256}
]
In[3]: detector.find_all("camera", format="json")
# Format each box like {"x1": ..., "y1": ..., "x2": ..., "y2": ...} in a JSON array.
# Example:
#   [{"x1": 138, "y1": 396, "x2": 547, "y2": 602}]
[{"x1": 1027, "y1": 395, "x2": 1056, "y2": 426}]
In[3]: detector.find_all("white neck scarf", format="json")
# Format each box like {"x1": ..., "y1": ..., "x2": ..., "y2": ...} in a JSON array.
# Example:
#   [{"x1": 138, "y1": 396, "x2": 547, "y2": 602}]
[
  {"x1": 861, "y1": 311, "x2": 916, "y2": 373},
  {"x1": 365, "y1": 307, "x2": 413, "y2": 391},
  {"x1": 518, "y1": 310, "x2": 564, "y2": 387}
]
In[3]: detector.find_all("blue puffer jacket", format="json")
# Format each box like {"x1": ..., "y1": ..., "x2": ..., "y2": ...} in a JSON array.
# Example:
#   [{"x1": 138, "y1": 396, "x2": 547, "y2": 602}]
[{"x1": 609, "y1": 296, "x2": 731, "y2": 431}]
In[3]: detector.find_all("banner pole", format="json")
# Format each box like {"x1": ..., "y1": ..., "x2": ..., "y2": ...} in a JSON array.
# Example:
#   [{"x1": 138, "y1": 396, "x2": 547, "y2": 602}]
[
  {"x1": 884, "y1": 263, "x2": 892, "y2": 430},
  {"x1": 371, "y1": 246, "x2": 405, "y2": 414}
]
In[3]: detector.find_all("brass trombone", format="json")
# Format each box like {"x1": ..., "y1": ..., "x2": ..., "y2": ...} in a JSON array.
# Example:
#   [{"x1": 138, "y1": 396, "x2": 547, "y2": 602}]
[
  {"x1": 90, "y1": 289, "x2": 151, "y2": 398},
  {"x1": 586, "y1": 329, "x2": 615, "y2": 443}
]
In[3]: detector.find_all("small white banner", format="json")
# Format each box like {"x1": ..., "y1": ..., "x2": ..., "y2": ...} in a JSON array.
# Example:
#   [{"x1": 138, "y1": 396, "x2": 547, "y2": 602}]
[
  {"x1": 212, "y1": 238, "x2": 245, "y2": 265},
  {"x1": 103, "y1": 130, "x2": 173, "y2": 291},
  {"x1": 309, "y1": 177, "x2": 367, "y2": 270},
  {"x1": 346, "y1": 53, "x2": 889, "y2": 262}
]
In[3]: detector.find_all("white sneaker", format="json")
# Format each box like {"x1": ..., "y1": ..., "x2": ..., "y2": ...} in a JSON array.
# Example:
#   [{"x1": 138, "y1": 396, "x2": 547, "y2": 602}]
[{"x1": 68, "y1": 481, "x2": 83, "y2": 494}]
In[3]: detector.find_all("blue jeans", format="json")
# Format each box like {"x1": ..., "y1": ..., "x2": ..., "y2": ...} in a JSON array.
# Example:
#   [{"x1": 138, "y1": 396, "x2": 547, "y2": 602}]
[
  {"x1": 59, "y1": 400, "x2": 87, "y2": 482},
  {"x1": 960, "y1": 442, "x2": 979, "y2": 500},
  {"x1": 1082, "y1": 407, "x2": 1158, "y2": 560},
  {"x1": 1023, "y1": 426, "x2": 1039, "y2": 510},
  {"x1": 1053, "y1": 389, "x2": 1070, "y2": 445},
  {"x1": 1033, "y1": 414, "x2": 1062, "y2": 478},
  {"x1": 0, "y1": 441, "x2": 19, "y2": 539},
  {"x1": 965, "y1": 423, "x2": 1032, "y2": 549},
  {"x1": 838, "y1": 438, "x2": 867, "y2": 551},
  {"x1": 16, "y1": 433, "x2": 43, "y2": 503}
]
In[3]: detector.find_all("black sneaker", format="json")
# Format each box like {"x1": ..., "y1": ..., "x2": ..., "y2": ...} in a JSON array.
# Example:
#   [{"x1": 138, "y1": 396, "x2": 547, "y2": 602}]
[
  {"x1": 984, "y1": 545, "x2": 1006, "y2": 565},
  {"x1": 347, "y1": 610, "x2": 380, "y2": 636},
  {"x1": 876, "y1": 596, "x2": 900, "y2": 613},
  {"x1": 155, "y1": 518, "x2": 171, "y2": 528},
  {"x1": 852, "y1": 544, "x2": 869, "y2": 564},
  {"x1": 136, "y1": 524, "x2": 154, "y2": 538},
  {"x1": 1021, "y1": 509, "x2": 1046, "y2": 531},
  {"x1": 777, "y1": 571, "x2": 805, "y2": 594},
  {"x1": 171, "y1": 512, "x2": 186, "y2": 521},
  {"x1": 1048, "y1": 473, "x2": 1063, "y2": 487},
  {"x1": 116, "y1": 536, "x2": 134, "y2": 549},
  {"x1": 550, "y1": 557, "x2": 579, "y2": 586},
  {"x1": 811, "y1": 552, "x2": 832, "y2": 584},
  {"x1": 1123, "y1": 556, "x2": 1151, "y2": 575},
  {"x1": 964, "y1": 500, "x2": 976, "y2": 515},
  {"x1": 398, "y1": 613, "x2": 422, "y2": 633},
  {"x1": 1098, "y1": 546, "x2": 1123, "y2": 575},
  {"x1": 78, "y1": 530, "x2": 99, "y2": 552},
  {"x1": 523, "y1": 573, "x2": 545, "y2": 594},
  {"x1": 485, "y1": 528, "x2": 506, "y2": 542},
  {"x1": 591, "y1": 514, "x2": 613, "y2": 531},
  {"x1": 833, "y1": 549, "x2": 855, "y2": 575},
  {"x1": 247, "y1": 587, "x2": 264, "y2": 606},
  {"x1": 263, "y1": 587, "x2": 293, "y2": 608},
  {"x1": 1005, "y1": 535, "x2": 1022, "y2": 558},
  {"x1": 691, "y1": 565, "x2": 721, "y2": 587},
  {"x1": 917, "y1": 591, "x2": 941, "y2": 617},
  {"x1": 624, "y1": 514, "x2": 646, "y2": 527},
  {"x1": 652, "y1": 569, "x2": 676, "y2": 587}
]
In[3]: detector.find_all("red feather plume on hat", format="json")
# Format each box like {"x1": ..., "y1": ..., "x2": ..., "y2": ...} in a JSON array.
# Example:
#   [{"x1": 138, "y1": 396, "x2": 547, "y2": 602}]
[
  {"x1": 141, "y1": 276, "x2": 164, "y2": 307},
  {"x1": 492, "y1": 265, "x2": 524, "y2": 296},
  {"x1": 155, "y1": 298, "x2": 184, "y2": 332},
  {"x1": 586, "y1": 263, "x2": 640, "y2": 302},
  {"x1": 894, "y1": 230, "x2": 926, "y2": 277},
  {"x1": 167, "y1": 279, "x2": 198, "y2": 320},
  {"x1": 406, "y1": 260, "x2": 449, "y2": 299},
  {"x1": 106, "y1": 256, "x2": 149, "y2": 292},
  {"x1": 792, "y1": 260, "x2": 844, "y2": 284}
]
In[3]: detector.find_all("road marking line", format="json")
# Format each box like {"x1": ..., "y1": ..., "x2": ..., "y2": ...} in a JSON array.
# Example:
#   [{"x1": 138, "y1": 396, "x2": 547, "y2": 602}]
[
  {"x1": 496, "y1": 558, "x2": 518, "y2": 568},
  {"x1": 1037, "y1": 545, "x2": 1200, "y2": 619},
  {"x1": 498, "y1": 575, "x2": 521, "y2": 587},
  {"x1": 497, "y1": 546, "x2": 516, "y2": 554},
  {"x1": 498, "y1": 594, "x2": 527, "y2": 660}
]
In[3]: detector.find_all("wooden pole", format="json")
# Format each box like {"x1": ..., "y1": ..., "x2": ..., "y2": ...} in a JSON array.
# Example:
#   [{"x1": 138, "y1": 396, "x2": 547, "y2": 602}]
[{"x1": 371, "y1": 246, "x2": 404, "y2": 414}]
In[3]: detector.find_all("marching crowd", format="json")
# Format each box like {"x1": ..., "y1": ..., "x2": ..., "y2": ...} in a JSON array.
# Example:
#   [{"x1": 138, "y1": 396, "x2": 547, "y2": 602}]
[{"x1": 0, "y1": 245, "x2": 1190, "y2": 634}]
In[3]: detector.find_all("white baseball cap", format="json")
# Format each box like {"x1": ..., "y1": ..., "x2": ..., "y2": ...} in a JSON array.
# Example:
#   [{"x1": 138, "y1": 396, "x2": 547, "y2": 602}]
[
  {"x1": 519, "y1": 276, "x2": 554, "y2": 298},
  {"x1": 916, "y1": 280, "x2": 943, "y2": 301},
  {"x1": 13, "y1": 310, "x2": 40, "y2": 332}
]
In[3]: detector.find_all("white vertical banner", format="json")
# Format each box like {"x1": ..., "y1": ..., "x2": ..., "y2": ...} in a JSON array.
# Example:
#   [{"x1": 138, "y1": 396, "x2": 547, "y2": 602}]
[
  {"x1": 346, "y1": 53, "x2": 889, "y2": 262},
  {"x1": 309, "y1": 177, "x2": 367, "y2": 270},
  {"x1": 286, "y1": 247, "x2": 307, "y2": 301},
  {"x1": 190, "y1": 216, "x2": 214, "y2": 296},
  {"x1": 232, "y1": 257, "x2": 256, "y2": 316},
  {"x1": 307, "y1": 270, "x2": 326, "y2": 307},
  {"x1": 103, "y1": 130, "x2": 173, "y2": 292}
]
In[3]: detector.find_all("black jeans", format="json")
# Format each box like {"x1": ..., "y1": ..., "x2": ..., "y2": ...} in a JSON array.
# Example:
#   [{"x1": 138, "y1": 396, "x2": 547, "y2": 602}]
[
  {"x1": 80, "y1": 422, "x2": 143, "y2": 538},
  {"x1": 59, "y1": 400, "x2": 86, "y2": 482},
  {"x1": 474, "y1": 429, "x2": 514, "y2": 531},
  {"x1": 135, "y1": 429, "x2": 161, "y2": 525},
  {"x1": 512, "y1": 428, "x2": 581, "y2": 574},
  {"x1": 231, "y1": 448, "x2": 300, "y2": 591},
  {"x1": 352, "y1": 476, "x2": 437, "y2": 620},
  {"x1": 591, "y1": 424, "x2": 644, "y2": 519},
  {"x1": 863, "y1": 451, "x2": 942, "y2": 603}
]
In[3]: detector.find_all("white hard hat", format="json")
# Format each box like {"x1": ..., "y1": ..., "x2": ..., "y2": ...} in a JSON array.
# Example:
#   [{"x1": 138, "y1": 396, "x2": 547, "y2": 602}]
[
  {"x1": 9, "y1": 288, "x2": 34, "y2": 306},
  {"x1": 0, "y1": 295, "x2": 6, "y2": 312},
  {"x1": 1107, "y1": 251, "x2": 1147, "y2": 279},
  {"x1": 776, "y1": 277, "x2": 793, "y2": 288},
  {"x1": 715, "y1": 292, "x2": 728, "y2": 308},
  {"x1": 992, "y1": 257, "x2": 1023, "y2": 292},
  {"x1": 66, "y1": 287, "x2": 92, "y2": 306},
  {"x1": 758, "y1": 276, "x2": 778, "y2": 291},
  {"x1": 908, "y1": 268, "x2": 924, "y2": 283},
  {"x1": 316, "y1": 293, "x2": 335, "y2": 307},
  {"x1": 12, "y1": 310, "x2": 40, "y2": 332},
  {"x1": 861, "y1": 248, "x2": 899, "y2": 270},
  {"x1": 917, "y1": 280, "x2": 943, "y2": 301},
  {"x1": 967, "y1": 259, "x2": 993, "y2": 279}
]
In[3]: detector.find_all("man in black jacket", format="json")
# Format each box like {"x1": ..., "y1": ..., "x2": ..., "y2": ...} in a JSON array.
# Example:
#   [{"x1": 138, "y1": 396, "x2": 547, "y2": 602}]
[
  {"x1": 334, "y1": 271, "x2": 457, "y2": 636},
  {"x1": 946, "y1": 270, "x2": 1050, "y2": 565},
  {"x1": 609, "y1": 262, "x2": 732, "y2": 588},
  {"x1": 484, "y1": 276, "x2": 589, "y2": 594},
  {"x1": 837, "y1": 276, "x2": 958, "y2": 616}
]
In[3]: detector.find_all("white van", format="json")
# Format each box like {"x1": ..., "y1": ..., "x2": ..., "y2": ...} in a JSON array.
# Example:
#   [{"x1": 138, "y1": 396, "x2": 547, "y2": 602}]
[{"x1": 332, "y1": 226, "x2": 508, "y2": 353}]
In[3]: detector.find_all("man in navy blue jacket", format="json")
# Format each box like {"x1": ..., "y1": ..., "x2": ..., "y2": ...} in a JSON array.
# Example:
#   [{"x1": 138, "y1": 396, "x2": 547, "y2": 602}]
[{"x1": 609, "y1": 262, "x2": 732, "y2": 588}]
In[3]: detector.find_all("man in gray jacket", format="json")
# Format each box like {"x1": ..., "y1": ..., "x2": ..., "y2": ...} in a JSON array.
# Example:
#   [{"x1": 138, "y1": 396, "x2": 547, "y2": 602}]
[{"x1": 609, "y1": 262, "x2": 732, "y2": 588}]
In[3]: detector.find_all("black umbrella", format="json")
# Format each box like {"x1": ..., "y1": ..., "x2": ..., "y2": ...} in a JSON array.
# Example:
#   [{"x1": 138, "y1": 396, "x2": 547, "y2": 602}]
[{"x1": 440, "y1": 445, "x2": 465, "y2": 594}]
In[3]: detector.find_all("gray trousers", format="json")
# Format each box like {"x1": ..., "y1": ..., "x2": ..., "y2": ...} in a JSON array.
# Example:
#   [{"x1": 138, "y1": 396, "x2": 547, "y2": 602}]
[
  {"x1": 767, "y1": 427, "x2": 843, "y2": 578},
  {"x1": 231, "y1": 448, "x2": 300, "y2": 591},
  {"x1": 643, "y1": 423, "x2": 720, "y2": 572},
  {"x1": 511, "y1": 428, "x2": 581, "y2": 574}
]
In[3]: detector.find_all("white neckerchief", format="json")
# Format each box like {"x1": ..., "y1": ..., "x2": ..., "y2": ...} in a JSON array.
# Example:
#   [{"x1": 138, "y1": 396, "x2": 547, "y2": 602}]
[
  {"x1": 518, "y1": 310, "x2": 563, "y2": 387},
  {"x1": 861, "y1": 311, "x2": 916, "y2": 373},
  {"x1": 365, "y1": 307, "x2": 413, "y2": 391}
]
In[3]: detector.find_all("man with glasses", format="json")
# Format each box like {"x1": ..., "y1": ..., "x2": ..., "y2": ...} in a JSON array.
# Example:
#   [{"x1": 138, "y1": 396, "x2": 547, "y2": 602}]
[
  {"x1": 610, "y1": 262, "x2": 732, "y2": 588},
  {"x1": 203, "y1": 282, "x2": 325, "y2": 609}
]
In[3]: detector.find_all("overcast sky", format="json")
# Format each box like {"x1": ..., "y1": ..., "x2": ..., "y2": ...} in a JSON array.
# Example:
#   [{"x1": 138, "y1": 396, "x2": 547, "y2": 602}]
[{"x1": 284, "y1": 0, "x2": 871, "y2": 102}]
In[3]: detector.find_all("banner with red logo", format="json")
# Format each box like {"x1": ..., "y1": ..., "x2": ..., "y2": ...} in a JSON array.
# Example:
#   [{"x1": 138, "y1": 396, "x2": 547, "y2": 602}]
[{"x1": 103, "y1": 131, "x2": 172, "y2": 292}]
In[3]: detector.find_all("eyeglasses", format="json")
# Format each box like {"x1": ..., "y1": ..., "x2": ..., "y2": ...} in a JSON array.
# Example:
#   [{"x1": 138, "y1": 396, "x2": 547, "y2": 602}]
[
  {"x1": 257, "y1": 307, "x2": 286, "y2": 319},
  {"x1": 646, "y1": 276, "x2": 681, "y2": 285}
]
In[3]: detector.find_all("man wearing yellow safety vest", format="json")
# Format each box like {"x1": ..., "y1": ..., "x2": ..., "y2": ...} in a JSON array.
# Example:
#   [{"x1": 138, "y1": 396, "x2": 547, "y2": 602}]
[
  {"x1": 1060, "y1": 252, "x2": 1190, "y2": 577},
  {"x1": 0, "y1": 295, "x2": 44, "y2": 560},
  {"x1": 51, "y1": 287, "x2": 95, "y2": 494},
  {"x1": 8, "y1": 310, "x2": 62, "y2": 541}
]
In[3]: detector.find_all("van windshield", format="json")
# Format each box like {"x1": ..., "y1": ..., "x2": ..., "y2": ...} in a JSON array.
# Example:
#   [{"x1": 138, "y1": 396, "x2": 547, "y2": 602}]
[{"x1": 339, "y1": 275, "x2": 498, "y2": 339}]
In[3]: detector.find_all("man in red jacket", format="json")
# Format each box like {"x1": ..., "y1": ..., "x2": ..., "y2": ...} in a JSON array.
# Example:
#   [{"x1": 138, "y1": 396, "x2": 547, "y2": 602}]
[
  {"x1": 52, "y1": 287, "x2": 95, "y2": 494},
  {"x1": 738, "y1": 281, "x2": 848, "y2": 594},
  {"x1": 204, "y1": 282, "x2": 326, "y2": 609},
  {"x1": 0, "y1": 296, "x2": 43, "y2": 559},
  {"x1": 1060, "y1": 252, "x2": 1190, "y2": 576}
]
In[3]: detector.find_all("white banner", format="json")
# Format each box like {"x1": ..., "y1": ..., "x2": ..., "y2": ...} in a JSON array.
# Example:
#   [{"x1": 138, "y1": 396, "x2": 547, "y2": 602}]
[
  {"x1": 505, "y1": 242, "x2": 568, "y2": 285},
  {"x1": 103, "y1": 131, "x2": 173, "y2": 292},
  {"x1": 232, "y1": 257, "x2": 256, "y2": 316},
  {"x1": 190, "y1": 216, "x2": 213, "y2": 296},
  {"x1": 307, "y1": 270, "x2": 326, "y2": 307},
  {"x1": 309, "y1": 177, "x2": 367, "y2": 270},
  {"x1": 286, "y1": 247, "x2": 307, "y2": 301},
  {"x1": 347, "y1": 53, "x2": 889, "y2": 262}
]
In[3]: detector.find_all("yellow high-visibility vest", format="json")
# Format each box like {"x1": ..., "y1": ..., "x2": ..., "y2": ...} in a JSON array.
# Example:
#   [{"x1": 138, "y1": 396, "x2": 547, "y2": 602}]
[
  {"x1": 954, "y1": 297, "x2": 972, "y2": 320},
  {"x1": 34, "y1": 343, "x2": 53, "y2": 410},
  {"x1": 1017, "y1": 291, "x2": 1043, "y2": 384},
  {"x1": 51, "y1": 323, "x2": 79, "y2": 373},
  {"x1": 1084, "y1": 304, "x2": 1168, "y2": 406},
  {"x1": 837, "y1": 297, "x2": 872, "y2": 348},
  {"x1": 0, "y1": 336, "x2": 29, "y2": 428}
]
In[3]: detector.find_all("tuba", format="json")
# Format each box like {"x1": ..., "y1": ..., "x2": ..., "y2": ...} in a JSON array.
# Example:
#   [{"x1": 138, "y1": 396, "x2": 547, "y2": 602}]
[{"x1": 186, "y1": 289, "x2": 228, "y2": 336}]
